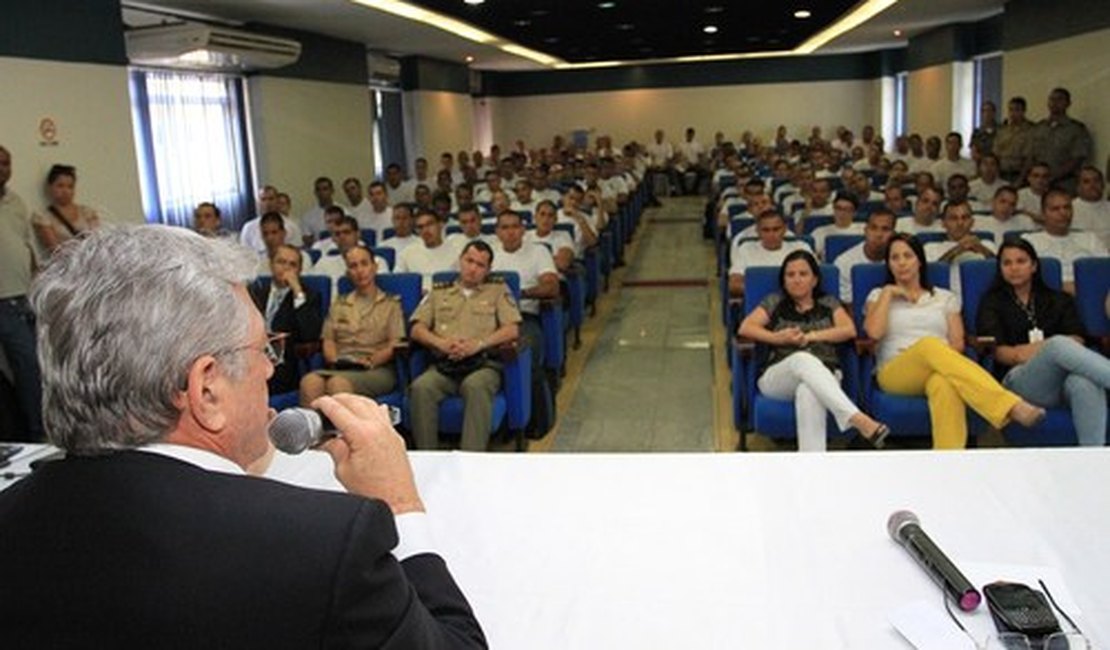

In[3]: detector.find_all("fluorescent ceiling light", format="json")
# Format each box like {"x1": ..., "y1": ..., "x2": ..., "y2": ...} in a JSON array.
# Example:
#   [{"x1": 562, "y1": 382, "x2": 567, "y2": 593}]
[
  {"x1": 795, "y1": 0, "x2": 899, "y2": 53},
  {"x1": 794, "y1": 10, "x2": 812, "y2": 19},
  {"x1": 703, "y1": 25, "x2": 718, "y2": 34}
]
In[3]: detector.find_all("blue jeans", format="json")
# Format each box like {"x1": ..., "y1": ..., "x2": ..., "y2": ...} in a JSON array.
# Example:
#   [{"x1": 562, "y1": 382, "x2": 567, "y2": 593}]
[
  {"x1": 0, "y1": 296, "x2": 43, "y2": 441},
  {"x1": 1003, "y1": 336, "x2": 1110, "y2": 446}
]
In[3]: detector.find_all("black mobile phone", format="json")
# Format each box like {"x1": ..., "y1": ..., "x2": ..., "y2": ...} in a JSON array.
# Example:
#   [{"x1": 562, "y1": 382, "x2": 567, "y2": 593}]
[{"x1": 983, "y1": 581, "x2": 1061, "y2": 643}]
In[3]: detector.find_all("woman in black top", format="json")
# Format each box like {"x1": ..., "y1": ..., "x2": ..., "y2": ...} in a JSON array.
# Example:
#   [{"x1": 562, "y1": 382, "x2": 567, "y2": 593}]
[
  {"x1": 738, "y1": 250, "x2": 888, "y2": 451},
  {"x1": 976, "y1": 239, "x2": 1110, "y2": 445}
]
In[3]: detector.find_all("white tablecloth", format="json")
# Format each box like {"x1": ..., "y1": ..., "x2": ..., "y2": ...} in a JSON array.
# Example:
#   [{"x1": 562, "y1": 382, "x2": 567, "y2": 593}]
[{"x1": 266, "y1": 448, "x2": 1110, "y2": 649}]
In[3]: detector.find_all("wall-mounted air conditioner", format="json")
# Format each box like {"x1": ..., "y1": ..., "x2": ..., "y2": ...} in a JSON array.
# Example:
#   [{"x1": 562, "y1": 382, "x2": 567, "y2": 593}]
[
  {"x1": 367, "y1": 52, "x2": 401, "y2": 87},
  {"x1": 126, "y1": 23, "x2": 301, "y2": 71}
]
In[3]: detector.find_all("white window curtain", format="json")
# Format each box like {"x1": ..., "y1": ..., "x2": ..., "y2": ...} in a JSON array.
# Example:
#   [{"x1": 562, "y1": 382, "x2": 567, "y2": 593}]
[{"x1": 130, "y1": 69, "x2": 252, "y2": 229}]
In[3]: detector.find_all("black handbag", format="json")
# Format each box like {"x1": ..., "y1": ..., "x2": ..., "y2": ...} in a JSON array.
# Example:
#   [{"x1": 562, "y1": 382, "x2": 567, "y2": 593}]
[{"x1": 434, "y1": 353, "x2": 487, "y2": 380}]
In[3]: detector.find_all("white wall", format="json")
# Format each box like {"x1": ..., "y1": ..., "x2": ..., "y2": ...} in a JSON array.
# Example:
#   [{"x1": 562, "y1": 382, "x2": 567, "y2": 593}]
[
  {"x1": 907, "y1": 63, "x2": 955, "y2": 140},
  {"x1": 1003, "y1": 27, "x2": 1110, "y2": 176},
  {"x1": 248, "y1": 76, "x2": 374, "y2": 217},
  {"x1": 484, "y1": 78, "x2": 882, "y2": 149},
  {"x1": 403, "y1": 90, "x2": 476, "y2": 164},
  {"x1": 0, "y1": 56, "x2": 142, "y2": 223}
]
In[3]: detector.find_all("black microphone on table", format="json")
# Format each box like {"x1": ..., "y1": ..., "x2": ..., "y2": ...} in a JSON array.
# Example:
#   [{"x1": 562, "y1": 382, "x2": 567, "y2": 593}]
[
  {"x1": 887, "y1": 510, "x2": 981, "y2": 612},
  {"x1": 269, "y1": 408, "x2": 338, "y2": 454}
]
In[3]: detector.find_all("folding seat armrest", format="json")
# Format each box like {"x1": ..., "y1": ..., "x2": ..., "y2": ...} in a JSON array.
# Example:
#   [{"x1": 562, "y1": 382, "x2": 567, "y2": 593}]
[
  {"x1": 967, "y1": 335, "x2": 996, "y2": 356},
  {"x1": 733, "y1": 335, "x2": 755, "y2": 354},
  {"x1": 854, "y1": 337, "x2": 877, "y2": 356},
  {"x1": 492, "y1": 337, "x2": 527, "y2": 362},
  {"x1": 294, "y1": 341, "x2": 322, "y2": 359}
]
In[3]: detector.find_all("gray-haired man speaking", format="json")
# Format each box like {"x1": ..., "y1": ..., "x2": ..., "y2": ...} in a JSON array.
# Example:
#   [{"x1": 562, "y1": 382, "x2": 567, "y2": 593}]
[{"x1": 0, "y1": 225, "x2": 486, "y2": 649}]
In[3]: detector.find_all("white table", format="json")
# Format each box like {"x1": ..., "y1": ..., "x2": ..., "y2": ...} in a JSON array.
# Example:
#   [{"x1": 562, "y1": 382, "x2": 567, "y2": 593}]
[
  {"x1": 8, "y1": 446, "x2": 1107, "y2": 648},
  {"x1": 267, "y1": 448, "x2": 1110, "y2": 649}
]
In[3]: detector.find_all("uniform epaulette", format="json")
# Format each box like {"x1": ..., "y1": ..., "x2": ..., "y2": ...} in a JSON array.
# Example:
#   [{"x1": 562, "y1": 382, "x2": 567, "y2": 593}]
[
  {"x1": 433, "y1": 280, "x2": 455, "y2": 289},
  {"x1": 386, "y1": 292, "x2": 401, "y2": 301},
  {"x1": 484, "y1": 275, "x2": 506, "y2": 285}
]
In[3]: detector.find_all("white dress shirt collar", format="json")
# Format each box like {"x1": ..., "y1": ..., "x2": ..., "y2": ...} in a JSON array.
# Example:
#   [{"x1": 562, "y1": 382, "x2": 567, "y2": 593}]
[{"x1": 137, "y1": 443, "x2": 245, "y2": 475}]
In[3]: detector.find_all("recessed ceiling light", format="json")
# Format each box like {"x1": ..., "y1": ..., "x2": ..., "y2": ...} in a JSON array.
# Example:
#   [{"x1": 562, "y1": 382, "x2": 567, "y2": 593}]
[
  {"x1": 514, "y1": 18, "x2": 531, "y2": 26},
  {"x1": 705, "y1": 5, "x2": 724, "y2": 13},
  {"x1": 465, "y1": 55, "x2": 475, "y2": 63},
  {"x1": 703, "y1": 25, "x2": 718, "y2": 34},
  {"x1": 463, "y1": 0, "x2": 485, "y2": 5},
  {"x1": 794, "y1": 9, "x2": 812, "y2": 19},
  {"x1": 598, "y1": 1, "x2": 616, "y2": 8},
  {"x1": 893, "y1": 28, "x2": 903, "y2": 37},
  {"x1": 615, "y1": 22, "x2": 634, "y2": 31},
  {"x1": 530, "y1": 8, "x2": 548, "y2": 16},
  {"x1": 544, "y1": 36, "x2": 560, "y2": 43}
]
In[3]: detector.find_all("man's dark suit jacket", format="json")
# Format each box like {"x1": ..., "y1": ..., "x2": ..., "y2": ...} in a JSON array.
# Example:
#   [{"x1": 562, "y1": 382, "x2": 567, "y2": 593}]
[
  {"x1": 0, "y1": 451, "x2": 487, "y2": 649},
  {"x1": 248, "y1": 279, "x2": 324, "y2": 394}
]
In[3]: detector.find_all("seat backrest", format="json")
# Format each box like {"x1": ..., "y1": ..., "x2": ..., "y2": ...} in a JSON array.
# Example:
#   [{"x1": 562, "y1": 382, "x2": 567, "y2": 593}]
[
  {"x1": 825, "y1": 234, "x2": 864, "y2": 263},
  {"x1": 299, "y1": 275, "x2": 332, "y2": 319},
  {"x1": 850, "y1": 262, "x2": 952, "y2": 329},
  {"x1": 382, "y1": 227, "x2": 396, "y2": 240},
  {"x1": 307, "y1": 248, "x2": 322, "y2": 265},
  {"x1": 375, "y1": 273, "x2": 423, "y2": 321},
  {"x1": 432, "y1": 271, "x2": 522, "y2": 301},
  {"x1": 743, "y1": 264, "x2": 840, "y2": 317},
  {"x1": 372, "y1": 246, "x2": 396, "y2": 272},
  {"x1": 1074, "y1": 257, "x2": 1110, "y2": 337},
  {"x1": 359, "y1": 229, "x2": 376, "y2": 247},
  {"x1": 959, "y1": 260, "x2": 997, "y2": 335},
  {"x1": 800, "y1": 215, "x2": 834, "y2": 235}
]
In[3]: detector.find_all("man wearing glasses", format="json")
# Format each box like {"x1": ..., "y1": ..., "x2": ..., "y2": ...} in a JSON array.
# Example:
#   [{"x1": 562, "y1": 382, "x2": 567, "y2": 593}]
[
  {"x1": 249, "y1": 243, "x2": 323, "y2": 395},
  {"x1": 0, "y1": 225, "x2": 486, "y2": 648}
]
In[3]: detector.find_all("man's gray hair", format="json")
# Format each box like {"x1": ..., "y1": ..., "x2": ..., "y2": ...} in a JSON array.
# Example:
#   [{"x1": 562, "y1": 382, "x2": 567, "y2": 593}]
[{"x1": 30, "y1": 225, "x2": 258, "y2": 453}]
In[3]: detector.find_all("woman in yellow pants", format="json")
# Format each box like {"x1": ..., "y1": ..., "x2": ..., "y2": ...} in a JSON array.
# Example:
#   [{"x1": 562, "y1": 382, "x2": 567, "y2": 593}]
[{"x1": 863, "y1": 233, "x2": 1045, "y2": 448}]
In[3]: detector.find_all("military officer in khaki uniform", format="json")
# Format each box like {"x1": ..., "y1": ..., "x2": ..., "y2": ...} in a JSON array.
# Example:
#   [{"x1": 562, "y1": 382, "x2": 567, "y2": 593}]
[
  {"x1": 1031, "y1": 87, "x2": 1092, "y2": 194},
  {"x1": 993, "y1": 96, "x2": 1035, "y2": 183},
  {"x1": 300, "y1": 246, "x2": 405, "y2": 404},
  {"x1": 410, "y1": 240, "x2": 521, "y2": 451}
]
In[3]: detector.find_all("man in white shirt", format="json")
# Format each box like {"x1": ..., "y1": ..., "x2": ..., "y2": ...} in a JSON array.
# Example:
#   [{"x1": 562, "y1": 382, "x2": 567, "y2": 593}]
[
  {"x1": 384, "y1": 163, "x2": 415, "y2": 205},
  {"x1": 791, "y1": 178, "x2": 836, "y2": 235},
  {"x1": 930, "y1": 132, "x2": 977, "y2": 186},
  {"x1": 728, "y1": 210, "x2": 813, "y2": 298},
  {"x1": 474, "y1": 170, "x2": 515, "y2": 204},
  {"x1": 835, "y1": 209, "x2": 895, "y2": 303},
  {"x1": 363, "y1": 182, "x2": 393, "y2": 240},
  {"x1": 1022, "y1": 189, "x2": 1107, "y2": 294},
  {"x1": 510, "y1": 179, "x2": 540, "y2": 217},
  {"x1": 675, "y1": 127, "x2": 707, "y2": 195},
  {"x1": 811, "y1": 194, "x2": 865, "y2": 259},
  {"x1": 526, "y1": 200, "x2": 575, "y2": 274},
  {"x1": 883, "y1": 185, "x2": 912, "y2": 216},
  {"x1": 256, "y1": 212, "x2": 312, "y2": 276},
  {"x1": 1016, "y1": 163, "x2": 1051, "y2": 219},
  {"x1": 968, "y1": 154, "x2": 1006, "y2": 203},
  {"x1": 645, "y1": 129, "x2": 675, "y2": 204},
  {"x1": 411, "y1": 157, "x2": 431, "y2": 189},
  {"x1": 396, "y1": 209, "x2": 459, "y2": 292},
  {"x1": 906, "y1": 134, "x2": 931, "y2": 174},
  {"x1": 239, "y1": 185, "x2": 302, "y2": 253},
  {"x1": 976, "y1": 186, "x2": 1036, "y2": 242},
  {"x1": 846, "y1": 170, "x2": 884, "y2": 205},
  {"x1": 300, "y1": 177, "x2": 340, "y2": 245},
  {"x1": 896, "y1": 187, "x2": 946, "y2": 235},
  {"x1": 311, "y1": 215, "x2": 364, "y2": 285},
  {"x1": 530, "y1": 169, "x2": 562, "y2": 204},
  {"x1": 924, "y1": 200, "x2": 997, "y2": 299},
  {"x1": 342, "y1": 177, "x2": 374, "y2": 228},
  {"x1": 1071, "y1": 166, "x2": 1110, "y2": 247},
  {"x1": 446, "y1": 204, "x2": 491, "y2": 253},
  {"x1": 556, "y1": 185, "x2": 600, "y2": 257},
  {"x1": 378, "y1": 203, "x2": 418, "y2": 256},
  {"x1": 309, "y1": 205, "x2": 348, "y2": 256}
]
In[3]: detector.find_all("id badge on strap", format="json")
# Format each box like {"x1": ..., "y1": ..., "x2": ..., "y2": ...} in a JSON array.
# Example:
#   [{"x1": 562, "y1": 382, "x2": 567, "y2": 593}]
[{"x1": 1028, "y1": 327, "x2": 1044, "y2": 343}]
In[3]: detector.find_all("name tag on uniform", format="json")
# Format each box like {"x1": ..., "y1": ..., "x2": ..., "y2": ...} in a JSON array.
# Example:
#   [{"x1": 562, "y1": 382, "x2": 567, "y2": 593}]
[{"x1": 1028, "y1": 327, "x2": 1044, "y2": 343}]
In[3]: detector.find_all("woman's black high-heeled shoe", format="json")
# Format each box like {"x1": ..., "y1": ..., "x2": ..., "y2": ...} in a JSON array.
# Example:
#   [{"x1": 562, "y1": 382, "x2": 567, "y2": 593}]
[{"x1": 848, "y1": 423, "x2": 890, "y2": 450}]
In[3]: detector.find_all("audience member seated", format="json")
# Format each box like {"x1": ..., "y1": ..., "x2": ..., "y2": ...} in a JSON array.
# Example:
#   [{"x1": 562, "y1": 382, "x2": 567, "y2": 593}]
[
  {"x1": 846, "y1": 170, "x2": 883, "y2": 205},
  {"x1": 309, "y1": 205, "x2": 348, "y2": 255},
  {"x1": 895, "y1": 187, "x2": 945, "y2": 235},
  {"x1": 924, "y1": 200, "x2": 997, "y2": 299},
  {"x1": 526, "y1": 200, "x2": 576, "y2": 274},
  {"x1": 239, "y1": 185, "x2": 301, "y2": 253},
  {"x1": 397, "y1": 209, "x2": 459, "y2": 292},
  {"x1": 32, "y1": 164, "x2": 100, "y2": 255},
  {"x1": 863, "y1": 233, "x2": 1045, "y2": 449},
  {"x1": 1071, "y1": 166, "x2": 1109, "y2": 247},
  {"x1": 256, "y1": 212, "x2": 311, "y2": 276},
  {"x1": 1016, "y1": 163, "x2": 1051, "y2": 219},
  {"x1": 409, "y1": 241, "x2": 522, "y2": 451},
  {"x1": 812, "y1": 193, "x2": 865, "y2": 259},
  {"x1": 383, "y1": 162, "x2": 416, "y2": 204},
  {"x1": 976, "y1": 239, "x2": 1109, "y2": 446},
  {"x1": 790, "y1": 178, "x2": 835, "y2": 235},
  {"x1": 1021, "y1": 189, "x2": 1107, "y2": 294},
  {"x1": 557, "y1": 185, "x2": 601, "y2": 257},
  {"x1": 929, "y1": 132, "x2": 977, "y2": 186},
  {"x1": 364, "y1": 181, "x2": 393, "y2": 238},
  {"x1": 943, "y1": 174, "x2": 978, "y2": 211},
  {"x1": 299, "y1": 246, "x2": 404, "y2": 405},
  {"x1": 312, "y1": 215, "x2": 365, "y2": 282},
  {"x1": 192, "y1": 201, "x2": 232, "y2": 240},
  {"x1": 446, "y1": 204, "x2": 491, "y2": 254},
  {"x1": 379, "y1": 203, "x2": 418, "y2": 254},
  {"x1": 968, "y1": 154, "x2": 1006, "y2": 204},
  {"x1": 882, "y1": 184, "x2": 911, "y2": 216},
  {"x1": 738, "y1": 251, "x2": 889, "y2": 451},
  {"x1": 492, "y1": 210, "x2": 558, "y2": 380},
  {"x1": 977, "y1": 186, "x2": 1035, "y2": 242},
  {"x1": 299, "y1": 176, "x2": 339, "y2": 246},
  {"x1": 342, "y1": 176, "x2": 373, "y2": 226},
  {"x1": 728, "y1": 210, "x2": 812, "y2": 298},
  {"x1": 248, "y1": 244, "x2": 323, "y2": 395},
  {"x1": 834, "y1": 209, "x2": 895, "y2": 303}
]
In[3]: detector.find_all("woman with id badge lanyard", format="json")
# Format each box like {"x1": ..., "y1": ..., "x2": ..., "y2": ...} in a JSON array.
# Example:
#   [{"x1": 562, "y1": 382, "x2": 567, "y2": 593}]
[{"x1": 976, "y1": 239, "x2": 1110, "y2": 445}]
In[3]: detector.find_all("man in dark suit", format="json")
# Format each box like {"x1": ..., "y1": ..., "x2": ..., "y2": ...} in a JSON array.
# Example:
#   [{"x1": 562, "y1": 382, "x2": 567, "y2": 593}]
[
  {"x1": 249, "y1": 243, "x2": 324, "y2": 394},
  {"x1": 0, "y1": 225, "x2": 486, "y2": 649}
]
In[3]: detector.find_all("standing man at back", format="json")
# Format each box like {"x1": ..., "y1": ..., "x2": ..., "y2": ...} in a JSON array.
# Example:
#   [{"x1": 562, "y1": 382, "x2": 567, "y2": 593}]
[{"x1": 0, "y1": 146, "x2": 43, "y2": 441}]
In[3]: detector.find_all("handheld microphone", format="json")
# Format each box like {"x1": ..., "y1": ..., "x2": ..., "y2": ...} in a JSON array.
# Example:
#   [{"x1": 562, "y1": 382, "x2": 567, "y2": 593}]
[
  {"x1": 268, "y1": 408, "x2": 337, "y2": 454},
  {"x1": 887, "y1": 510, "x2": 981, "y2": 612}
]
